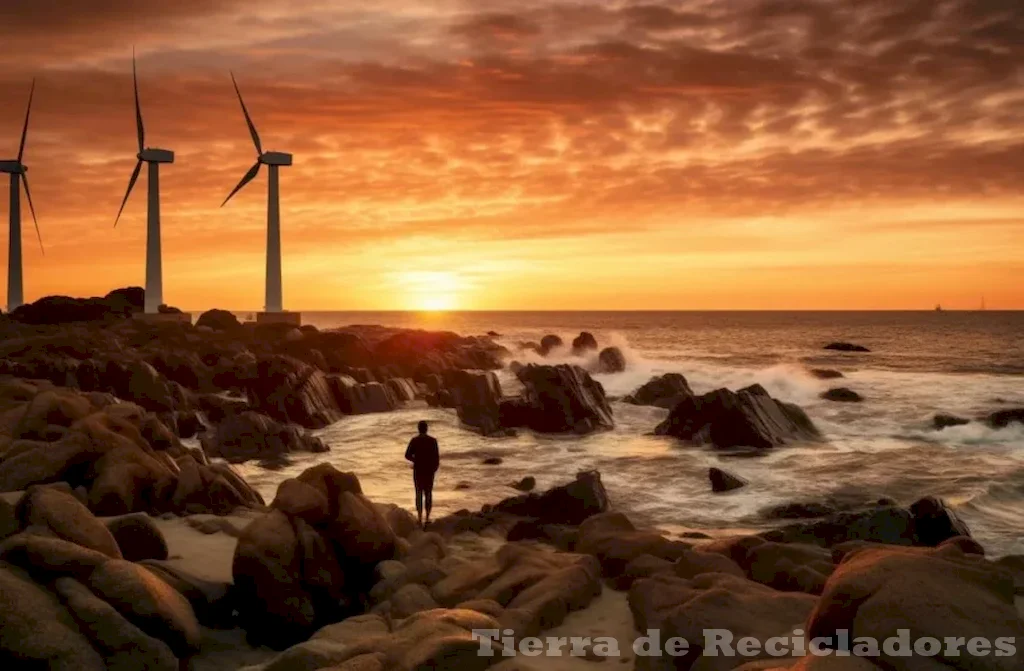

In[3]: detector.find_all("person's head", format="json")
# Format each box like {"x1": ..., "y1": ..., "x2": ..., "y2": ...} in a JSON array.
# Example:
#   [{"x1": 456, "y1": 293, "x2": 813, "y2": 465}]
[{"x1": 417, "y1": 420, "x2": 428, "y2": 435}]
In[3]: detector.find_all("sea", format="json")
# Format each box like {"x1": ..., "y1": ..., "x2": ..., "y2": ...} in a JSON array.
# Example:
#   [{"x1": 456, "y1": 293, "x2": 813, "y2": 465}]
[{"x1": 233, "y1": 311, "x2": 1024, "y2": 557}]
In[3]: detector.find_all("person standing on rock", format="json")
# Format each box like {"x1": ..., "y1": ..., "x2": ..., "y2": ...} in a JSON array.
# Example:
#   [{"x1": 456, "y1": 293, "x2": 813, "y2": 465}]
[{"x1": 405, "y1": 420, "x2": 439, "y2": 527}]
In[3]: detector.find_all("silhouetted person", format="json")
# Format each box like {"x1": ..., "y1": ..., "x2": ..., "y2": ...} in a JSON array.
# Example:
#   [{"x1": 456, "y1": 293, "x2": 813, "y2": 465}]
[{"x1": 405, "y1": 420, "x2": 439, "y2": 527}]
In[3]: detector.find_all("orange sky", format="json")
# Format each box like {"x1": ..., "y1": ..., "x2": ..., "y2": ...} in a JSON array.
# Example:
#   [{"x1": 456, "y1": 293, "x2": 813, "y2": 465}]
[{"x1": 1, "y1": 0, "x2": 1022, "y2": 311}]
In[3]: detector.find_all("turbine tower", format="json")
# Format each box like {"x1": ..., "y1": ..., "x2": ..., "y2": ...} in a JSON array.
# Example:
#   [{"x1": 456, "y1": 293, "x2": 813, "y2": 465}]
[
  {"x1": 222, "y1": 73, "x2": 295, "y2": 322},
  {"x1": 0, "y1": 79, "x2": 44, "y2": 312},
  {"x1": 115, "y1": 54, "x2": 174, "y2": 315}
]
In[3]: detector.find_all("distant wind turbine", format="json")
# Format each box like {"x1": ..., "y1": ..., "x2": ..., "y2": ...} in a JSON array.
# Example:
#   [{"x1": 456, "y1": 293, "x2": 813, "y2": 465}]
[
  {"x1": 221, "y1": 73, "x2": 293, "y2": 315},
  {"x1": 115, "y1": 53, "x2": 174, "y2": 315},
  {"x1": 0, "y1": 79, "x2": 45, "y2": 312}
]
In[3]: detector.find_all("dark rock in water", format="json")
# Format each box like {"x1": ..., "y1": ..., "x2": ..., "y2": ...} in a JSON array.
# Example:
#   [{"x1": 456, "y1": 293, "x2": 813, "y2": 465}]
[
  {"x1": 446, "y1": 370, "x2": 508, "y2": 436},
  {"x1": 513, "y1": 476, "x2": 536, "y2": 492},
  {"x1": 507, "y1": 364, "x2": 614, "y2": 434},
  {"x1": 596, "y1": 346, "x2": 626, "y2": 373},
  {"x1": 763, "y1": 496, "x2": 970, "y2": 548},
  {"x1": 482, "y1": 457, "x2": 503, "y2": 465},
  {"x1": 624, "y1": 373, "x2": 694, "y2": 409},
  {"x1": 508, "y1": 360, "x2": 524, "y2": 375},
  {"x1": 202, "y1": 411, "x2": 328, "y2": 463},
  {"x1": 490, "y1": 471, "x2": 608, "y2": 527},
  {"x1": 824, "y1": 342, "x2": 870, "y2": 353},
  {"x1": 809, "y1": 368, "x2": 844, "y2": 380},
  {"x1": 454, "y1": 482, "x2": 471, "y2": 491},
  {"x1": 820, "y1": 387, "x2": 863, "y2": 403},
  {"x1": 486, "y1": 331, "x2": 500, "y2": 337},
  {"x1": 655, "y1": 384, "x2": 821, "y2": 449},
  {"x1": 538, "y1": 334, "x2": 563, "y2": 356},
  {"x1": 987, "y1": 408, "x2": 1024, "y2": 428},
  {"x1": 571, "y1": 332, "x2": 598, "y2": 355},
  {"x1": 709, "y1": 467, "x2": 748, "y2": 493},
  {"x1": 244, "y1": 356, "x2": 343, "y2": 428},
  {"x1": 327, "y1": 376, "x2": 396, "y2": 415},
  {"x1": 933, "y1": 414, "x2": 970, "y2": 430},
  {"x1": 195, "y1": 309, "x2": 240, "y2": 331}
]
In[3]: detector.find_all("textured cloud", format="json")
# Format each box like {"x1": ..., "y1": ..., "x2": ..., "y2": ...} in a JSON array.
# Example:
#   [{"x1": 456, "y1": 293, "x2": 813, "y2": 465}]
[{"x1": 0, "y1": 0, "x2": 1022, "y2": 308}]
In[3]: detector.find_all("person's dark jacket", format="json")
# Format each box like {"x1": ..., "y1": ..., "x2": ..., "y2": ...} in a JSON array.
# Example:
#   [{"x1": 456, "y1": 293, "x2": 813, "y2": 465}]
[{"x1": 405, "y1": 434, "x2": 439, "y2": 474}]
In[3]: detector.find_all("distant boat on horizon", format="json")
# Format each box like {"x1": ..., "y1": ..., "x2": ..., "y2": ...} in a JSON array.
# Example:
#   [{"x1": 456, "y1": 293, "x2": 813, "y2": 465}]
[{"x1": 935, "y1": 303, "x2": 943, "y2": 312}]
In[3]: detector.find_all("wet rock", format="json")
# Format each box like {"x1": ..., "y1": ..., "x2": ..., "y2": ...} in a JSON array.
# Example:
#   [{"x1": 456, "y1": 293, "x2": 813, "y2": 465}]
[
  {"x1": 271, "y1": 478, "x2": 331, "y2": 525},
  {"x1": 709, "y1": 467, "x2": 748, "y2": 493},
  {"x1": 821, "y1": 387, "x2": 864, "y2": 403},
  {"x1": 538, "y1": 334, "x2": 563, "y2": 356},
  {"x1": 824, "y1": 342, "x2": 870, "y2": 353},
  {"x1": 0, "y1": 498, "x2": 19, "y2": 541},
  {"x1": 571, "y1": 332, "x2": 598, "y2": 355},
  {"x1": 482, "y1": 457, "x2": 503, "y2": 465},
  {"x1": 446, "y1": 370, "x2": 507, "y2": 436},
  {"x1": 577, "y1": 512, "x2": 690, "y2": 577},
  {"x1": 104, "y1": 513, "x2": 169, "y2": 562},
  {"x1": 909, "y1": 495, "x2": 972, "y2": 546},
  {"x1": 987, "y1": 408, "x2": 1024, "y2": 429},
  {"x1": 809, "y1": 368, "x2": 844, "y2": 379},
  {"x1": 623, "y1": 373, "x2": 694, "y2": 409},
  {"x1": 655, "y1": 384, "x2": 821, "y2": 449},
  {"x1": 595, "y1": 346, "x2": 626, "y2": 373},
  {"x1": 139, "y1": 560, "x2": 235, "y2": 628},
  {"x1": 493, "y1": 471, "x2": 609, "y2": 527},
  {"x1": 244, "y1": 356, "x2": 343, "y2": 428},
  {"x1": 203, "y1": 411, "x2": 328, "y2": 463},
  {"x1": 22, "y1": 485, "x2": 123, "y2": 558},
  {"x1": 512, "y1": 476, "x2": 536, "y2": 492},
  {"x1": 0, "y1": 533, "x2": 113, "y2": 580},
  {"x1": 508, "y1": 364, "x2": 613, "y2": 434},
  {"x1": 327, "y1": 376, "x2": 397, "y2": 415},
  {"x1": 933, "y1": 413, "x2": 970, "y2": 429}
]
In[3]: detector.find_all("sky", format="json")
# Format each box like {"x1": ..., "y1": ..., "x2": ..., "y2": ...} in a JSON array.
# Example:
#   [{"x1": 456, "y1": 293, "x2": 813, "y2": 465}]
[{"x1": 0, "y1": 0, "x2": 1022, "y2": 311}]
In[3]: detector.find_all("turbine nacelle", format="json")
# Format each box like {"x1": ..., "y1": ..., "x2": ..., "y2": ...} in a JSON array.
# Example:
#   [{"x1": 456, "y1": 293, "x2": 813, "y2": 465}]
[
  {"x1": 0, "y1": 160, "x2": 26, "y2": 175},
  {"x1": 139, "y1": 148, "x2": 175, "y2": 164},
  {"x1": 260, "y1": 151, "x2": 293, "y2": 166}
]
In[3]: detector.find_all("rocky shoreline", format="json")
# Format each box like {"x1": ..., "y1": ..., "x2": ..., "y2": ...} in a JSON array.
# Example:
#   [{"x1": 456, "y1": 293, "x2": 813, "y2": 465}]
[{"x1": 1, "y1": 290, "x2": 1022, "y2": 670}]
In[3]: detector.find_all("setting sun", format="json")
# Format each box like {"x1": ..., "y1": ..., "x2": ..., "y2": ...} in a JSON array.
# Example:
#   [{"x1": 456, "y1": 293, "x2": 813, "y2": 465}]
[{"x1": 395, "y1": 271, "x2": 462, "y2": 312}]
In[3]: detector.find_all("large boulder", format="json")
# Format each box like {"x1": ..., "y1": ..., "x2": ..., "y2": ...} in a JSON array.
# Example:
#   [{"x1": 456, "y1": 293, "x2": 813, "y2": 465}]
[
  {"x1": 821, "y1": 387, "x2": 863, "y2": 403},
  {"x1": 492, "y1": 471, "x2": 609, "y2": 527},
  {"x1": 595, "y1": 346, "x2": 626, "y2": 373},
  {"x1": 655, "y1": 384, "x2": 821, "y2": 449},
  {"x1": 624, "y1": 373, "x2": 694, "y2": 409},
  {"x1": 327, "y1": 376, "x2": 396, "y2": 415},
  {"x1": 244, "y1": 356, "x2": 344, "y2": 428},
  {"x1": 709, "y1": 467, "x2": 747, "y2": 493},
  {"x1": 571, "y1": 332, "x2": 598, "y2": 355},
  {"x1": 506, "y1": 364, "x2": 613, "y2": 434},
  {"x1": 576, "y1": 512, "x2": 690, "y2": 577},
  {"x1": 808, "y1": 545, "x2": 1024, "y2": 671},
  {"x1": 195, "y1": 309, "x2": 240, "y2": 331},
  {"x1": 202, "y1": 411, "x2": 328, "y2": 463},
  {"x1": 104, "y1": 513, "x2": 168, "y2": 562},
  {"x1": 21, "y1": 486, "x2": 122, "y2": 558},
  {"x1": 538, "y1": 335, "x2": 563, "y2": 356},
  {"x1": 987, "y1": 408, "x2": 1024, "y2": 429},
  {"x1": 446, "y1": 370, "x2": 506, "y2": 436}
]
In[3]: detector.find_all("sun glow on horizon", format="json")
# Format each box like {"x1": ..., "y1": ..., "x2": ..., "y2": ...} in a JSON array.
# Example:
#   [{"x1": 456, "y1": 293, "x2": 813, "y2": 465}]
[{"x1": 394, "y1": 271, "x2": 464, "y2": 312}]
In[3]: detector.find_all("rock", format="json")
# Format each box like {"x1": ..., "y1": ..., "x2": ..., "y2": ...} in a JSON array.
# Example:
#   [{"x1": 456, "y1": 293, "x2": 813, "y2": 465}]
[
  {"x1": 0, "y1": 431, "x2": 105, "y2": 492},
  {"x1": 22, "y1": 485, "x2": 123, "y2": 558},
  {"x1": 576, "y1": 512, "x2": 690, "y2": 577},
  {"x1": 512, "y1": 476, "x2": 536, "y2": 492},
  {"x1": 9, "y1": 289, "x2": 143, "y2": 325},
  {"x1": 328, "y1": 491, "x2": 398, "y2": 566},
  {"x1": 709, "y1": 467, "x2": 748, "y2": 493},
  {"x1": 295, "y1": 463, "x2": 363, "y2": 518},
  {"x1": 13, "y1": 388, "x2": 93, "y2": 440},
  {"x1": 446, "y1": 369, "x2": 506, "y2": 436},
  {"x1": 623, "y1": 373, "x2": 694, "y2": 409},
  {"x1": 503, "y1": 554, "x2": 602, "y2": 637},
  {"x1": 104, "y1": 513, "x2": 168, "y2": 562},
  {"x1": 86, "y1": 559, "x2": 202, "y2": 657},
  {"x1": 672, "y1": 548, "x2": 745, "y2": 580},
  {"x1": 571, "y1": 332, "x2": 598, "y2": 354},
  {"x1": 54, "y1": 577, "x2": 178, "y2": 671},
  {"x1": 327, "y1": 376, "x2": 397, "y2": 415},
  {"x1": 0, "y1": 564, "x2": 107, "y2": 670},
  {"x1": 245, "y1": 356, "x2": 344, "y2": 428},
  {"x1": 195, "y1": 308, "x2": 240, "y2": 331},
  {"x1": 655, "y1": 384, "x2": 821, "y2": 449},
  {"x1": 0, "y1": 498, "x2": 19, "y2": 541},
  {"x1": 390, "y1": 582, "x2": 439, "y2": 618},
  {"x1": 821, "y1": 387, "x2": 863, "y2": 403},
  {"x1": 203, "y1": 411, "x2": 328, "y2": 463},
  {"x1": 824, "y1": 342, "x2": 870, "y2": 352},
  {"x1": 809, "y1": 368, "x2": 844, "y2": 379},
  {"x1": 0, "y1": 533, "x2": 113, "y2": 580},
  {"x1": 909, "y1": 495, "x2": 971, "y2": 546},
  {"x1": 538, "y1": 334, "x2": 563, "y2": 356},
  {"x1": 933, "y1": 413, "x2": 970, "y2": 429},
  {"x1": 987, "y1": 408, "x2": 1024, "y2": 428},
  {"x1": 808, "y1": 545, "x2": 1024, "y2": 671},
  {"x1": 482, "y1": 457, "x2": 503, "y2": 465},
  {"x1": 493, "y1": 470, "x2": 609, "y2": 526},
  {"x1": 140, "y1": 560, "x2": 235, "y2": 628},
  {"x1": 508, "y1": 364, "x2": 613, "y2": 434},
  {"x1": 595, "y1": 346, "x2": 626, "y2": 373},
  {"x1": 271, "y1": 478, "x2": 331, "y2": 525},
  {"x1": 744, "y1": 541, "x2": 834, "y2": 594},
  {"x1": 125, "y1": 361, "x2": 179, "y2": 412}
]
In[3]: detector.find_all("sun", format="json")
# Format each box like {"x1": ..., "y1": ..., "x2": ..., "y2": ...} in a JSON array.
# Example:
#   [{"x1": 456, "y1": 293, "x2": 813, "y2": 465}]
[{"x1": 395, "y1": 271, "x2": 463, "y2": 312}]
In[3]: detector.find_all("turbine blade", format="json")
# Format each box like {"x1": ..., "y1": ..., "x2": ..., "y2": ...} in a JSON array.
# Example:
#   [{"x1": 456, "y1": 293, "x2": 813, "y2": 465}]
[
  {"x1": 231, "y1": 72, "x2": 263, "y2": 155},
  {"x1": 134, "y1": 50, "x2": 145, "y2": 152},
  {"x1": 115, "y1": 160, "x2": 144, "y2": 227},
  {"x1": 221, "y1": 161, "x2": 261, "y2": 207},
  {"x1": 18, "y1": 78, "x2": 35, "y2": 163},
  {"x1": 21, "y1": 174, "x2": 43, "y2": 255}
]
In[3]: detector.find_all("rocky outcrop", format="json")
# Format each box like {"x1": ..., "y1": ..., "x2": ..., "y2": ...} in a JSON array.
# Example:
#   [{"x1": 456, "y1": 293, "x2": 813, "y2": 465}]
[
  {"x1": 538, "y1": 335, "x2": 564, "y2": 356},
  {"x1": 987, "y1": 408, "x2": 1024, "y2": 429},
  {"x1": 821, "y1": 387, "x2": 864, "y2": 403},
  {"x1": 328, "y1": 376, "x2": 397, "y2": 415},
  {"x1": 232, "y1": 464, "x2": 407, "y2": 648},
  {"x1": 595, "y1": 346, "x2": 626, "y2": 373},
  {"x1": 571, "y1": 331, "x2": 598, "y2": 355},
  {"x1": 655, "y1": 384, "x2": 821, "y2": 449},
  {"x1": 624, "y1": 373, "x2": 694, "y2": 409},
  {"x1": 709, "y1": 467, "x2": 747, "y2": 492},
  {"x1": 933, "y1": 413, "x2": 970, "y2": 429},
  {"x1": 824, "y1": 342, "x2": 870, "y2": 352},
  {"x1": 9, "y1": 287, "x2": 145, "y2": 325},
  {"x1": 243, "y1": 356, "x2": 343, "y2": 428},
  {"x1": 503, "y1": 364, "x2": 613, "y2": 434},
  {"x1": 202, "y1": 410, "x2": 328, "y2": 463},
  {"x1": 447, "y1": 370, "x2": 508, "y2": 436},
  {"x1": 195, "y1": 309, "x2": 240, "y2": 331}
]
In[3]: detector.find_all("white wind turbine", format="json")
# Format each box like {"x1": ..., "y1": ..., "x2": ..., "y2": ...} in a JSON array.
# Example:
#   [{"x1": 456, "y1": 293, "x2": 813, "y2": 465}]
[
  {"x1": 221, "y1": 73, "x2": 293, "y2": 315},
  {"x1": 114, "y1": 53, "x2": 174, "y2": 314},
  {"x1": 0, "y1": 79, "x2": 45, "y2": 312}
]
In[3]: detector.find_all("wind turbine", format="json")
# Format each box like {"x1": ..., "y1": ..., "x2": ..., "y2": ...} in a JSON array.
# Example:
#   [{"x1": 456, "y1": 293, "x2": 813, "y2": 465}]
[
  {"x1": 0, "y1": 79, "x2": 44, "y2": 312},
  {"x1": 221, "y1": 73, "x2": 293, "y2": 318},
  {"x1": 115, "y1": 53, "x2": 174, "y2": 315}
]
